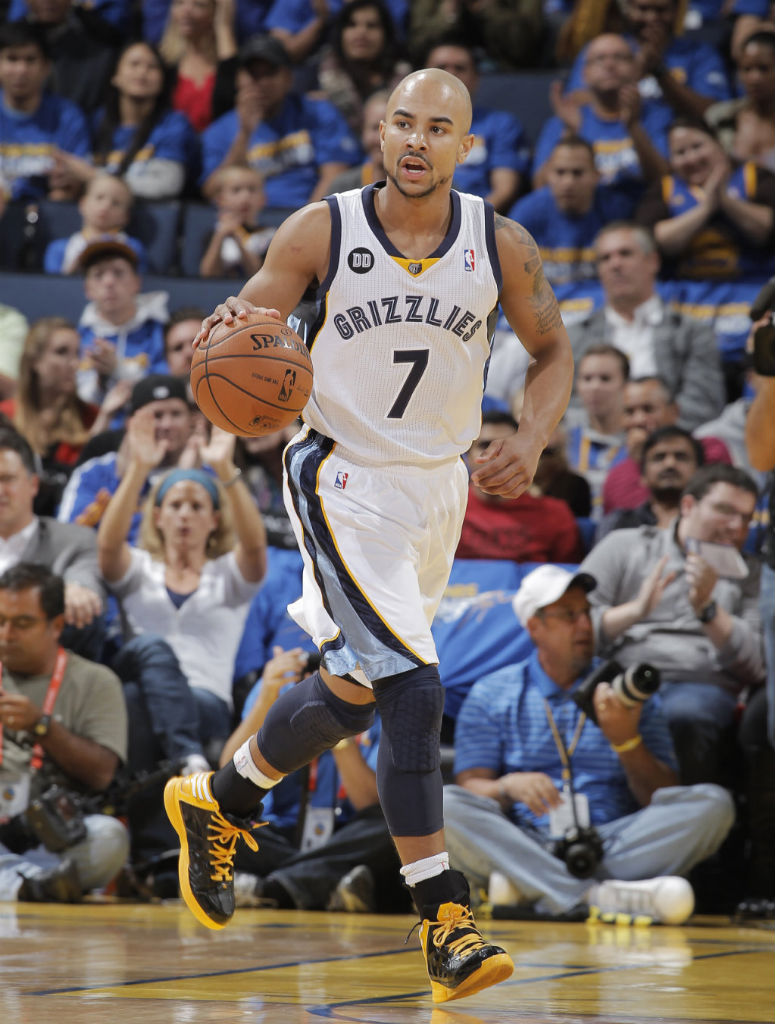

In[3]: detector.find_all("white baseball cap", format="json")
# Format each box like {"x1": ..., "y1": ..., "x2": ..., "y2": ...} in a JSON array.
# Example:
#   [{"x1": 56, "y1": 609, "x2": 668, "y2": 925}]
[{"x1": 512, "y1": 565, "x2": 596, "y2": 626}]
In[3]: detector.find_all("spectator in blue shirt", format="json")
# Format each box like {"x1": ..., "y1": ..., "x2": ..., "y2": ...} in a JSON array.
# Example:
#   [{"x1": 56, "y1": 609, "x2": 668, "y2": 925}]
[
  {"x1": 200, "y1": 35, "x2": 360, "y2": 212},
  {"x1": 443, "y1": 564, "x2": 734, "y2": 922},
  {"x1": 57, "y1": 40, "x2": 201, "y2": 202},
  {"x1": 43, "y1": 172, "x2": 147, "y2": 275},
  {"x1": 267, "y1": 0, "x2": 409, "y2": 64},
  {"x1": 535, "y1": 33, "x2": 671, "y2": 201},
  {"x1": 425, "y1": 35, "x2": 530, "y2": 213},
  {"x1": 511, "y1": 136, "x2": 633, "y2": 287},
  {"x1": 636, "y1": 118, "x2": 775, "y2": 283},
  {"x1": 0, "y1": 22, "x2": 91, "y2": 201},
  {"x1": 75, "y1": 240, "x2": 169, "y2": 411},
  {"x1": 564, "y1": 0, "x2": 732, "y2": 122}
]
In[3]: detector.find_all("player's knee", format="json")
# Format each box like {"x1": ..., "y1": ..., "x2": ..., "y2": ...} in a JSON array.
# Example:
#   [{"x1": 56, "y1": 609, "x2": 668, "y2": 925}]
[
  {"x1": 259, "y1": 671, "x2": 375, "y2": 773},
  {"x1": 373, "y1": 664, "x2": 443, "y2": 773}
]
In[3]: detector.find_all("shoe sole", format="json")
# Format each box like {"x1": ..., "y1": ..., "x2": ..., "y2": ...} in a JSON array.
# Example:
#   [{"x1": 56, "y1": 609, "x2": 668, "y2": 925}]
[
  {"x1": 430, "y1": 952, "x2": 514, "y2": 1004},
  {"x1": 163, "y1": 777, "x2": 228, "y2": 931}
]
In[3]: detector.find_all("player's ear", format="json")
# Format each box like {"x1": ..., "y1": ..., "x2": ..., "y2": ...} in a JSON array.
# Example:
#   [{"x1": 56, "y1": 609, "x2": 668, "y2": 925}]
[{"x1": 457, "y1": 132, "x2": 474, "y2": 165}]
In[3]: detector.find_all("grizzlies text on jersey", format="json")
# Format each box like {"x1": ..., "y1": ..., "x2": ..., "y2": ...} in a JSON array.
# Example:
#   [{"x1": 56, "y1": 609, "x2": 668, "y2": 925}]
[{"x1": 302, "y1": 183, "x2": 502, "y2": 467}]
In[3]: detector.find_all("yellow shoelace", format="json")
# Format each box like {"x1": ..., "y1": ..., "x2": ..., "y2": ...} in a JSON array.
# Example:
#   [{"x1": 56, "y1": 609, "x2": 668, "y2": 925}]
[
  {"x1": 206, "y1": 811, "x2": 261, "y2": 882},
  {"x1": 432, "y1": 903, "x2": 487, "y2": 957}
]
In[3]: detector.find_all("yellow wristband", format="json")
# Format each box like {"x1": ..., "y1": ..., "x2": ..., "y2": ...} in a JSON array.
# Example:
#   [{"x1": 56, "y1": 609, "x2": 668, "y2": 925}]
[{"x1": 611, "y1": 735, "x2": 643, "y2": 754}]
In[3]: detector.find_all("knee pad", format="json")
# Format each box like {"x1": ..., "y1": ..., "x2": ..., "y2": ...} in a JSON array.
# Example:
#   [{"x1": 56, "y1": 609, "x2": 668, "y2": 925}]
[
  {"x1": 374, "y1": 664, "x2": 444, "y2": 773},
  {"x1": 258, "y1": 671, "x2": 376, "y2": 774}
]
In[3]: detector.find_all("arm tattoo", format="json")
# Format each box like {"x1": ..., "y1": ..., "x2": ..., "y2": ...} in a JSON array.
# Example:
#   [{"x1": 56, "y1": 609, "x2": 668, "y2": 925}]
[
  {"x1": 530, "y1": 265, "x2": 564, "y2": 335},
  {"x1": 496, "y1": 214, "x2": 564, "y2": 335}
]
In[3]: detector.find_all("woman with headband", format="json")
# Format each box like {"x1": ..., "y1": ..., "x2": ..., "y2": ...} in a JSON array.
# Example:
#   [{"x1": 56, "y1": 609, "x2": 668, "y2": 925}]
[{"x1": 97, "y1": 406, "x2": 267, "y2": 771}]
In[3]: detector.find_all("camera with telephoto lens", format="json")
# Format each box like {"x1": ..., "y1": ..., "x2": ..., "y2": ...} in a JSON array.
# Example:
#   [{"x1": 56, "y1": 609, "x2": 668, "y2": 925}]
[
  {"x1": 572, "y1": 659, "x2": 661, "y2": 724},
  {"x1": 750, "y1": 276, "x2": 775, "y2": 377},
  {"x1": 553, "y1": 824, "x2": 605, "y2": 879},
  {"x1": 24, "y1": 785, "x2": 88, "y2": 852}
]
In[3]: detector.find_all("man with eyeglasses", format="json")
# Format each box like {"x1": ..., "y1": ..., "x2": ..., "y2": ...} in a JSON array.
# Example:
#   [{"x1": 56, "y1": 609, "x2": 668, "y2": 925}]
[
  {"x1": 442, "y1": 564, "x2": 733, "y2": 923},
  {"x1": 581, "y1": 463, "x2": 764, "y2": 787},
  {"x1": 561, "y1": 0, "x2": 732, "y2": 124},
  {"x1": 0, "y1": 562, "x2": 128, "y2": 902}
]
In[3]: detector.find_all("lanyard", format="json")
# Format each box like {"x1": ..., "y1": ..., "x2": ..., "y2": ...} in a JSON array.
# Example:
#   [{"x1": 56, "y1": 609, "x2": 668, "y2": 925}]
[
  {"x1": 543, "y1": 699, "x2": 586, "y2": 787},
  {"x1": 0, "y1": 646, "x2": 68, "y2": 771}
]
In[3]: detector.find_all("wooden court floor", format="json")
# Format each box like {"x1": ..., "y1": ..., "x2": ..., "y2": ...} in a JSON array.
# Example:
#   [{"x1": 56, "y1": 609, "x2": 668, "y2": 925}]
[{"x1": 1, "y1": 899, "x2": 772, "y2": 1024}]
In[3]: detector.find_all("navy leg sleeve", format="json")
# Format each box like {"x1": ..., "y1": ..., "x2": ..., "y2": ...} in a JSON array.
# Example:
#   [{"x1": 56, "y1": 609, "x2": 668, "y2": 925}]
[{"x1": 373, "y1": 665, "x2": 445, "y2": 837}]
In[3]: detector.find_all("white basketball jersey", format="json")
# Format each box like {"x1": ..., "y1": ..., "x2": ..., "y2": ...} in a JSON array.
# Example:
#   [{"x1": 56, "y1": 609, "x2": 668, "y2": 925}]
[{"x1": 302, "y1": 184, "x2": 502, "y2": 467}]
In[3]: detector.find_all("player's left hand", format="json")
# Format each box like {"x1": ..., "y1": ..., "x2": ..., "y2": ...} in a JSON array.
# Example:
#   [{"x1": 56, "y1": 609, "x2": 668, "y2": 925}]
[{"x1": 471, "y1": 432, "x2": 542, "y2": 499}]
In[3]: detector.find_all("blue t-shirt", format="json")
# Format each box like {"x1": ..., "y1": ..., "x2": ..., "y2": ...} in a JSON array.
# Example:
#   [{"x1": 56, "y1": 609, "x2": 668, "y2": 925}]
[
  {"x1": 451, "y1": 106, "x2": 531, "y2": 199},
  {"x1": 0, "y1": 91, "x2": 91, "y2": 200},
  {"x1": 95, "y1": 109, "x2": 200, "y2": 190},
  {"x1": 652, "y1": 164, "x2": 775, "y2": 282},
  {"x1": 510, "y1": 184, "x2": 633, "y2": 286},
  {"x1": 565, "y1": 35, "x2": 731, "y2": 114},
  {"x1": 454, "y1": 649, "x2": 678, "y2": 830},
  {"x1": 534, "y1": 103, "x2": 671, "y2": 194},
  {"x1": 201, "y1": 94, "x2": 359, "y2": 210}
]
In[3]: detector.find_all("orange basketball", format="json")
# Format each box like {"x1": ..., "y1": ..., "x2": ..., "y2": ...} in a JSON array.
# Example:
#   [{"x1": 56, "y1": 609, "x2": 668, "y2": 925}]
[{"x1": 190, "y1": 313, "x2": 313, "y2": 436}]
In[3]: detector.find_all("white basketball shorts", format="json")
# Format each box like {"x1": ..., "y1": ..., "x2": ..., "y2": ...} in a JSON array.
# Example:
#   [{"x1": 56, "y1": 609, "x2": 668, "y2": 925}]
[{"x1": 283, "y1": 427, "x2": 469, "y2": 686}]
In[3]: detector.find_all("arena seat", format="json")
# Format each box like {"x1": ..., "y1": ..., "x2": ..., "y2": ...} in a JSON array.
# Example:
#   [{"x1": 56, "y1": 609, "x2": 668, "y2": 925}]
[
  {"x1": 179, "y1": 202, "x2": 217, "y2": 277},
  {"x1": 128, "y1": 200, "x2": 182, "y2": 275},
  {"x1": 475, "y1": 70, "x2": 558, "y2": 144},
  {"x1": 0, "y1": 271, "x2": 242, "y2": 323}
]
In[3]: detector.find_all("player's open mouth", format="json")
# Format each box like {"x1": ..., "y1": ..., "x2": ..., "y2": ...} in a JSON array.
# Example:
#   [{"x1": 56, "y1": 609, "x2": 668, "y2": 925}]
[{"x1": 400, "y1": 157, "x2": 429, "y2": 177}]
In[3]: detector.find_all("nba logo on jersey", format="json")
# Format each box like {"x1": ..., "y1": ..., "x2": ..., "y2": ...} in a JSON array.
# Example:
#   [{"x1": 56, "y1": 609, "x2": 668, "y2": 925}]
[
  {"x1": 334, "y1": 470, "x2": 349, "y2": 490},
  {"x1": 464, "y1": 249, "x2": 475, "y2": 272}
]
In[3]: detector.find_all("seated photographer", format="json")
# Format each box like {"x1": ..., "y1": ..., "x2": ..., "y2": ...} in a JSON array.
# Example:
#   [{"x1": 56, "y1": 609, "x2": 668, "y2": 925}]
[
  {"x1": 0, "y1": 564, "x2": 128, "y2": 902},
  {"x1": 581, "y1": 463, "x2": 764, "y2": 787},
  {"x1": 443, "y1": 566, "x2": 734, "y2": 923}
]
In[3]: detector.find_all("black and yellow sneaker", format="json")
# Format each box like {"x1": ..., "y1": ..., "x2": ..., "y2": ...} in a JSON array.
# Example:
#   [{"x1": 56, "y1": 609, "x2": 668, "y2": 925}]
[
  {"x1": 416, "y1": 870, "x2": 514, "y2": 1004},
  {"x1": 164, "y1": 772, "x2": 260, "y2": 930}
]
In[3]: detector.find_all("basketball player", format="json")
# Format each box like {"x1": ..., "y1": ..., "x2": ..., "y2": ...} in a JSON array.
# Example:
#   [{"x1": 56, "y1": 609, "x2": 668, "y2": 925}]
[{"x1": 165, "y1": 68, "x2": 574, "y2": 1004}]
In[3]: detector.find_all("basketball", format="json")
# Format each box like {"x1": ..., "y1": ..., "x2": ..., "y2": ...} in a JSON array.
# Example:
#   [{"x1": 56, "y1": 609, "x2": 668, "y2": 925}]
[{"x1": 190, "y1": 313, "x2": 313, "y2": 436}]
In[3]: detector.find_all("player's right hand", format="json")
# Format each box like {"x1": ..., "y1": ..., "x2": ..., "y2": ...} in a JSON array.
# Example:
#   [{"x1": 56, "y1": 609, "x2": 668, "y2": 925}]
[{"x1": 194, "y1": 298, "x2": 282, "y2": 347}]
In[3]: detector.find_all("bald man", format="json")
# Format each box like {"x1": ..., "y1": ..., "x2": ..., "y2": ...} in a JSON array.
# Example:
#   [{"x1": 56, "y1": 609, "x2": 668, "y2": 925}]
[{"x1": 165, "y1": 69, "x2": 575, "y2": 1004}]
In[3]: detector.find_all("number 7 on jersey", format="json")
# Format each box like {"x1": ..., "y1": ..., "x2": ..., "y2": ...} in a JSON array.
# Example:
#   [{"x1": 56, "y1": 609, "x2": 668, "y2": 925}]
[{"x1": 387, "y1": 349, "x2": 429, "y2": 419}]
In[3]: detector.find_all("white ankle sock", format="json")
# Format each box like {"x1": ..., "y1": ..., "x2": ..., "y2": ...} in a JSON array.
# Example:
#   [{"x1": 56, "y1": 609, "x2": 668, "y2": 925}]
[
  {"x1": 233, "y1": 739, "x2": 281, "y2": 790},
  {"x1": 400, "y1": 852, "x2": 450, "y2": 887}
]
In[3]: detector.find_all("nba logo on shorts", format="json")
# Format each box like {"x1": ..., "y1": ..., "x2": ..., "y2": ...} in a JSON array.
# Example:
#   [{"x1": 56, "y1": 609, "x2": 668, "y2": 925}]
[
  {"x1": 464, "y1": 249, "x2": 475, "y2": 272},
  {"x1": 335, "y1": 470, "x2": 349, "y2": 490}
]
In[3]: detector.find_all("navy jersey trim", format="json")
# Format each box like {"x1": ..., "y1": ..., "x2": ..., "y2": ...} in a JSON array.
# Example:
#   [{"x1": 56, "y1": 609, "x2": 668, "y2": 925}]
[
  {"x1": 361, "y1": 183, "x2": 462, "y2": 260},
  {"x1": 306, "y1": 196, "x2": 341, "y2": 351},
  {"x1": 483, "y1": 200, "x2": 503, "y2": 296}
]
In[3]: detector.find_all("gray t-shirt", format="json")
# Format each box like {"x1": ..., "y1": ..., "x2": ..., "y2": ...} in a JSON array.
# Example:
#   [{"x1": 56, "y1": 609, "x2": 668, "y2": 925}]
[{"x1": 0, "y1": 650, "x2": 127, "y2": 797}]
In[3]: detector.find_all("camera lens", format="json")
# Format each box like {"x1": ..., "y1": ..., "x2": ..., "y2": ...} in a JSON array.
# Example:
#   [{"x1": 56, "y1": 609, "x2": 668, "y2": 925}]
[
  {"x1": 564, "y1": 840, "x2": 600, "y2": 879},
  {"x1": 612, "y1": 663, "x2": 660, "y2": 707}
]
